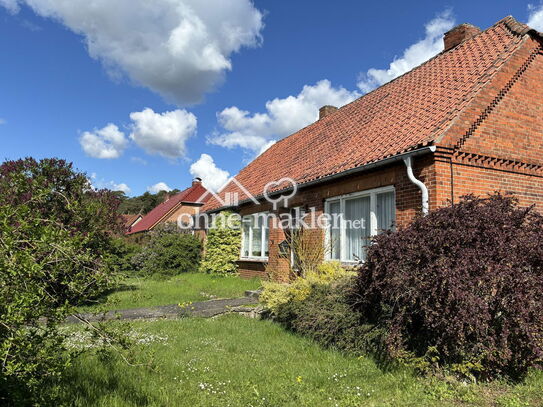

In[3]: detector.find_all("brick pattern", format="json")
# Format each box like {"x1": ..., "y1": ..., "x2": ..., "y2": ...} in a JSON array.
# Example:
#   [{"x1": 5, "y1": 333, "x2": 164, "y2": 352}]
[
  {"x1": 236, "y1": 158, "x2": 434, "y2": 280},
  {"x1": 203, "y1": 17, "x2": 529, "y2": 213},
  {"x1": 225, "y1": 18, "x2": 543, "y2": 281}
]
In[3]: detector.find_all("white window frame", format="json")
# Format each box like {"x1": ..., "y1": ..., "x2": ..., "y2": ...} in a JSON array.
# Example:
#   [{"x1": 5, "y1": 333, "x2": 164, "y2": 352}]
[
  {"x1": 240, "y1": 212, "x2": 270, "y2": 261},
  {"x1": 324, "y1": 185, "x2": 395, "y2": 263}
]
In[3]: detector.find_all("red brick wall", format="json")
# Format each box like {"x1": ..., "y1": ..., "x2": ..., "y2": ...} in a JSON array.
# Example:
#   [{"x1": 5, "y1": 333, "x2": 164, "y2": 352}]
[
  {"x1": 434, "y1": 38, "x2": 543, "y2": 209},
  {"x1": 235, "y1": 39, "x2": 543, "y2": 282},
  {"x1": 236, "y1": 157, "x2": 435, "y2": 281}
]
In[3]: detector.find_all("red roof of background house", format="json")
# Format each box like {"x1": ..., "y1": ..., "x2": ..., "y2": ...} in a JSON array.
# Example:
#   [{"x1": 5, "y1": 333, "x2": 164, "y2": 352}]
[
  {"x1": 127, "y1": 182, "x2": 210, "y2": 234},
  {"x1": 121, "y1": 213, "x2": 142, "y2": 229},
  {"x1": 203, "y1": 16, "x2": 540, "y2": 212}
]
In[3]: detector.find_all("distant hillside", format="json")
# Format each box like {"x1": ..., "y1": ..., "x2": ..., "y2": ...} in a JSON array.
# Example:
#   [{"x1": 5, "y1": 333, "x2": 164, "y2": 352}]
[{"x1": 116, "y1": 189, "x2": 180, "y2": 215}]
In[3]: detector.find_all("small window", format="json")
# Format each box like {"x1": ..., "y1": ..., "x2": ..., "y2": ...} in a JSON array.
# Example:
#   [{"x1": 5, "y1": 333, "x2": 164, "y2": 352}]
[
  {"x1": 326, "y1": 186, "x2": 395, "y2": 262},
  {"x1": 241, "y1": 213, "x2": 269, "y2": 260}
]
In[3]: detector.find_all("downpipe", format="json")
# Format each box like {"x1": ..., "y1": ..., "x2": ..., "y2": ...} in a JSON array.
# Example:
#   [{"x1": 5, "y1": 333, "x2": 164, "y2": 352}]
[{"x1": 403, "y1": 146, "x2": 436, "y2": 216}]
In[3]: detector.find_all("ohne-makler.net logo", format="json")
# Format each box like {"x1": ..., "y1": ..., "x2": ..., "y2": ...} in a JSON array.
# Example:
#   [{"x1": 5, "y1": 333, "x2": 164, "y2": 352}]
[{"x1": 177, "y1": 177, "x2": 367, "y2": 232}]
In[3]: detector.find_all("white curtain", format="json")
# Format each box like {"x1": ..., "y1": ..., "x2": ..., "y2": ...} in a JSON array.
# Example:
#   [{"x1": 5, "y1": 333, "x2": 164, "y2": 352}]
[
  {"x1": 329, "y1": 201, "x2": 341, "y2": 259},
  {"x1": 251, "y1": 215, "x2": 262, "y2": 257},
  {"x1": 345, "y1": 196, "x2": 371, "y2": 261},
  {"x1": 242, "y1": 219, "x2": 251, "y2": 257},
  {"x1": 376, "y1": 191, "x2": 395, "y2": 232}
]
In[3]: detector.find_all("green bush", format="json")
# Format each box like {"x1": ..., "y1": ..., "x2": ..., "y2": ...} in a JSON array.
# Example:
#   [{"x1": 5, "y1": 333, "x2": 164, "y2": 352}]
[
  {"x1": 260, "y1": 261, "x2": 354, "y2": 316},
  {"x1": 200, "y1": 212, "x2": 241, "y2": 274},
  {"x1": 137, "y1": 226, "x2": 202, "y2": 278},
  {"x1": 274, "y1": 278, "x2": 382, "y2": 355},
  {"x1": 0, "y1": 158, "x2": 121, "y2": 405},
  {"x1": 107, "y1": 237, "x2": 143, "y2": 275}
]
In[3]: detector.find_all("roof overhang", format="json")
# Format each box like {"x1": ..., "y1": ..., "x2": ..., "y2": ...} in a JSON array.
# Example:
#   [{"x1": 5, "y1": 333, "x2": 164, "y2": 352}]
[{"x1": 206, "y1": 145, "x2": 436, "y2": 213}]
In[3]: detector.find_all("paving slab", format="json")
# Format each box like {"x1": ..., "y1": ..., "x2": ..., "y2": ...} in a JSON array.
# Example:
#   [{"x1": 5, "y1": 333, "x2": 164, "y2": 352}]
[{"x1": 66, "y1": 297, "x2": 258, "y2": 323}]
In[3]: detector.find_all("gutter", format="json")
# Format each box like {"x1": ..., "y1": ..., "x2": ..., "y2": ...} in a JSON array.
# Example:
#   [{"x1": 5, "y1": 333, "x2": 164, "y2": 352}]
[{"x1": 208, "y1": 145, "x2": 436, "y2": 213}]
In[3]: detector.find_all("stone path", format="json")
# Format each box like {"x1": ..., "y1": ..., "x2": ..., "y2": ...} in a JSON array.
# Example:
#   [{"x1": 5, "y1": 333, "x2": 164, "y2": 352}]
[{"x1": 66, "y1": 296, "x2": 259, "y2": 324}]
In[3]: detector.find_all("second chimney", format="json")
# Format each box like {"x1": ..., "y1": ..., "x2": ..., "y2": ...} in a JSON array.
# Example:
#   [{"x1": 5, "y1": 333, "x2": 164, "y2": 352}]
[
  {"x1": 319, "y1": 105, "x2": 338, "y2": 120},
  {"x1": 443, "y1": 23, "x2": 481, "y2": 51},
  {"x1": 192, "y1": 177, "x2": 202, "y2": 186}
]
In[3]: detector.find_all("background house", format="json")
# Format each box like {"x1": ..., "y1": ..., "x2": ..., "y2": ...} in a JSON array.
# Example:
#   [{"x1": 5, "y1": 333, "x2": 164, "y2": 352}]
[
  {"x1": 127, "y1": 178, "x2": 209, "y2": 235},
  {"x1": 201, "y1": 16, "x2": 543, "y2": 281}
]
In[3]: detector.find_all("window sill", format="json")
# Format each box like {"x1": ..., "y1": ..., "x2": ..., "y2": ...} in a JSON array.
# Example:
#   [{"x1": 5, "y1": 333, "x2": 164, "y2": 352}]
[{"x1": 238, "y1": 257, "x2": 269, "y2": 263}]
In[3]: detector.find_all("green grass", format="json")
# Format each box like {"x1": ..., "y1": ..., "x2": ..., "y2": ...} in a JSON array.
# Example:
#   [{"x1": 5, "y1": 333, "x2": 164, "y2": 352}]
[
  {"x1": 81, "y1": 273, "x2": 261, "y2": 311},
  {"x1": 62, "y1": 316, "x2": 543, "y2": 407}
]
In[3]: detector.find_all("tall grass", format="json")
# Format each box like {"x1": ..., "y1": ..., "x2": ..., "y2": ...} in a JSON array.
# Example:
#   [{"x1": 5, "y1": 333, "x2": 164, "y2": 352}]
[{"x1": 62, "y1": 316, "x2": 543, "y2": 406}]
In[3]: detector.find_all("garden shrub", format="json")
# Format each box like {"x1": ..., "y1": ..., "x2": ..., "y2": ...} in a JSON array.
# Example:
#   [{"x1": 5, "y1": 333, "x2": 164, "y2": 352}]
[
  {"x1": 260, "y1": 261, "x2": 354, "y2": 316},
  {"x1": 107, "y1": 237, "x2": 143, "y2": 275},
  {"x1": 356, "y1": 194, "x2": 543, "y2": 380},
  {"x1": 200, "y1": 211, "x2": 241, "y2": 274},
  {"x1": 137, "y1": 225, "x2": 202, "y2": 278},
  {"x1": 0, "y1": 158, "x2": 122, "y2": 405}
]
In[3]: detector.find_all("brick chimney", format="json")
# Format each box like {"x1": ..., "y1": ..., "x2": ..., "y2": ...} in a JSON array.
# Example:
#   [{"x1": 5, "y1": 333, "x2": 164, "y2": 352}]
[
  {"x1": 444, "y1": 23, "x2": 481, "y2": 51},
  {"x1": 192, "y1": 177, "x2": 202, "y2": 186},
  {"x1": 319, "y1": 105, "x2": 338, "y2": 120}
]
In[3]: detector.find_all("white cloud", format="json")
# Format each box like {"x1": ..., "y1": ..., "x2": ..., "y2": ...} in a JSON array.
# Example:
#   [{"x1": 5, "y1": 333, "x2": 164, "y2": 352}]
[
  {"x1": 0, "y1": 0, "x2": 18, "y2": 13},
  {"x1": 130, "y1": 156, "x2": 148, "y2": 165},
  {"x1": 357, "y1": 10, "x2": 455, "y2": 93},
  {"x1": 0, "y1": 118, "x2": 6, "y2": 125},
  {"x1": 528, "y1": 3, "x2": 543, "y2": 31},
  {"x1": 80, "y1": 123, "x2": 128, "y2": 159},
  {"x1": 190, "y1": 153, "x2": 229, "y2": 192},
  {"x1": 111, "y1": 182, "x2": 131, "y2": 194},
  {"x1": 147, "y1": 182, "x2": 172, "y2": 194},
  {"x1": 210, "y1": 80, "x2": 360, "y2": 153},
  {"x1": 2, "y1": 0, "x2": 264, "y2": 105},
  {"x1": 88, "y1": 173, "x2": 131, "y2": 194},
  {"x1": 129, "y1": 108, "x2": 197, "y2": 159}
]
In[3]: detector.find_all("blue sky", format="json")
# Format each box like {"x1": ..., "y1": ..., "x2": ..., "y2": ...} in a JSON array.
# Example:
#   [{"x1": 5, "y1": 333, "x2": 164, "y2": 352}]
[{"x1": 1, "y1": 0, "x2": 542, "y2": 196}]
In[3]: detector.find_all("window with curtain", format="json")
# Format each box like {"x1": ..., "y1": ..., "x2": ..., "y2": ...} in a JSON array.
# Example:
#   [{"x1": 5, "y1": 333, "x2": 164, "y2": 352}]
[
  {"x1": 241, "y1": 213, "x2": 269, "y2": 259},
  {"x1": 326, "y1": 187, "x2": 395, "y2": 262}
]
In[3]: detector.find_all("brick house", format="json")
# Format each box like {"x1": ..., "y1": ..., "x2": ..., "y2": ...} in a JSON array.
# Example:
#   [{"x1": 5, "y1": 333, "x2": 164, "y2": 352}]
[
  {"x1": 127, "y1": 178, "x2": 209, "y2": 235},
  {"x1": 201, "y1": 16, "x2": 543, "y2": 281}
]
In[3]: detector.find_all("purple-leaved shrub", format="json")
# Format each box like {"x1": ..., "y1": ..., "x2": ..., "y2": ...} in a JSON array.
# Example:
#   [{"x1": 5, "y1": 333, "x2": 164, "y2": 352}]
[{"x1": 356, "y1": 194, "x2": 543, "y2": 379}]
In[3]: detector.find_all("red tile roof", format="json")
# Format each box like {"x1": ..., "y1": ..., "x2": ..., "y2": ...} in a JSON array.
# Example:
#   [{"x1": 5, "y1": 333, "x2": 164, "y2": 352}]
[
  {"x1": 203, "y1": 16, "x2": 541, "y2": 212},
  {"x1": 121, "y1": 213, "x2": 142, "y2": 229},
  {"x1": 127, "y1": 182, "x2": 209, "y2": 234}
]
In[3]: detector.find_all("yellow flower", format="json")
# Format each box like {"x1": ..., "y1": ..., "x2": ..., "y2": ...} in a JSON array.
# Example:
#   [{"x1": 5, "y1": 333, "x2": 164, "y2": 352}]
[{"x1": 296, "y1": 376, "x2": 303, "y2": 383}]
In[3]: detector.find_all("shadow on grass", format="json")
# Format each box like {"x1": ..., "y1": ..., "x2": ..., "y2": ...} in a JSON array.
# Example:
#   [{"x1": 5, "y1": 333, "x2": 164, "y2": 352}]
[
  {"x1": 60, "y1": 357, "x2": 155, "y2": 406},
  {"x1": 79, "y1": 283, "x2": 139, "y2": 307}
]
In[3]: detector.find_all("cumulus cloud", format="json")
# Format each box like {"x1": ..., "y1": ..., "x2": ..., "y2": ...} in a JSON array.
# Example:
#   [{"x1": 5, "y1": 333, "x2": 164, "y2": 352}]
[
  {"x1": 2, "y1": 0, "x2": 264, "y2": 105},
  {"x1": 129, "y1": 108, "x2": 197, "y2": 159},
  {"x1": 147, "y1": 182, "x2": 172, "y2": 194},
  {"x1": 357, "y1": 10, "x2": 455, "y2": 93},
  {"x1": 528, "y1": 3, "x2": 543, "y2": 31},
  {"x1": 111, "y1": 182, "x2": 131, "y2": 194},
  {"x1": 89, "y1": 173, "x2": 131, "y2": 194},
  {"x1": 80, "y1": 123, "x2": 128, "y2": 159},
  {"x1": 190, "y1": 153, "x2": 230, "y2": 192},
  {"x1": 210, "y1": 80, "x2": 360, "y2": 153}
]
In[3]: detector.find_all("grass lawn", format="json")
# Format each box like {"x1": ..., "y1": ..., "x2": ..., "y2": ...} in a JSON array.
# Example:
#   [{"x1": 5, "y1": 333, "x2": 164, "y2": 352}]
[
  {"x1": 62, "y1": 316, "x2": 543, "y2": 407},
  {"x1": 80, "y1": 273, "x2": 261, "y2": 311}
]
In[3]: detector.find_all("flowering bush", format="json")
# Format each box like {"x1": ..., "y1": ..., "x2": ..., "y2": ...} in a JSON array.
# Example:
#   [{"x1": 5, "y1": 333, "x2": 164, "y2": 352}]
[{"x1": 356, "y1": 194, "x2": 543, "y2": 379}]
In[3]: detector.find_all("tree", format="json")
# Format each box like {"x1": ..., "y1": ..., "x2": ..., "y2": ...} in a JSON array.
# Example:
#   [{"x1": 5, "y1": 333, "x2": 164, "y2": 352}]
[{"x1": 0, "y1": 158, "x2": 122, "y2": 404}]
